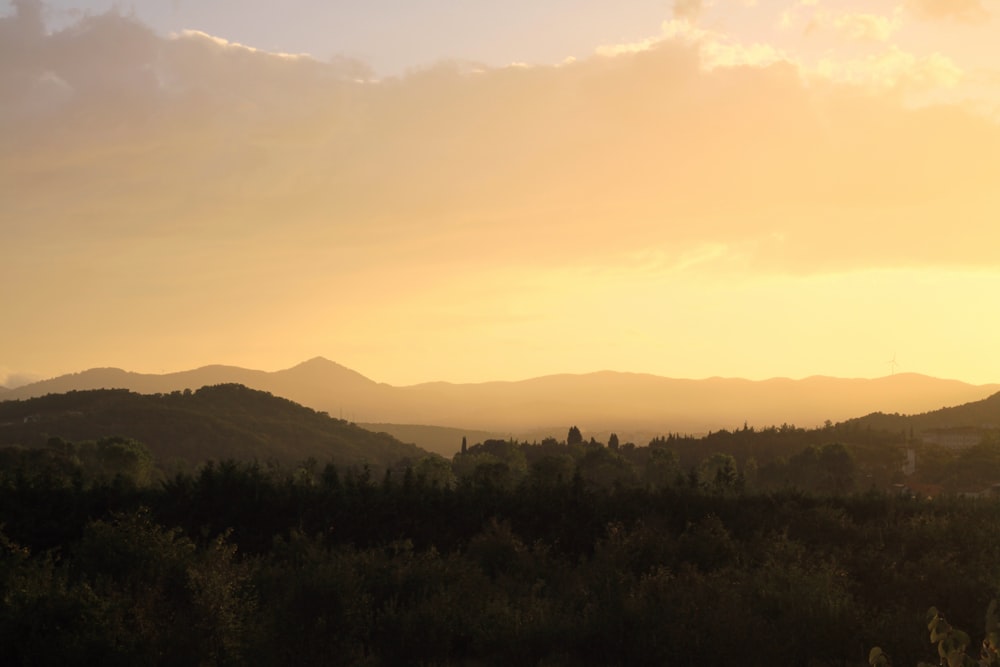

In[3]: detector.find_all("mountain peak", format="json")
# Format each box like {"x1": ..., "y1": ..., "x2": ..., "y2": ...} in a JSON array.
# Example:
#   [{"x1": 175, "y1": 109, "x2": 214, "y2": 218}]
[
  {"x1": 276, "y1": 357, "x2": 379, "y2": 387},
  {"x1": 294, "y1": 356, "x2": 337, "y2": 368},
  {"x1": 287, "y1": 357, "x2": 362, "y2": 376}
]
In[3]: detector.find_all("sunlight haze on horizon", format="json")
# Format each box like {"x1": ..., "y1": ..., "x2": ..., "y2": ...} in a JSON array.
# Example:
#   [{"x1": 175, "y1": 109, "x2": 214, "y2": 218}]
[{"x1": 2, "y1": 0, "x2": 1000, "y2": 388}]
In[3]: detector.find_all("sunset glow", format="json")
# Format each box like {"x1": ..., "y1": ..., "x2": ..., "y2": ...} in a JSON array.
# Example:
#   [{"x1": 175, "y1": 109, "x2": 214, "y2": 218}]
[{"x1": 2, "y1": 0, "x2": 999, "y2": 387}]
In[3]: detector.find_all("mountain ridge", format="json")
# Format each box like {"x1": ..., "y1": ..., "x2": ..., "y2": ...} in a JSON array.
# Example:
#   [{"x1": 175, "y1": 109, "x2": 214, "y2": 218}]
[{"x1": 5, "y1": 361, "x2": 998, "y2": 454}]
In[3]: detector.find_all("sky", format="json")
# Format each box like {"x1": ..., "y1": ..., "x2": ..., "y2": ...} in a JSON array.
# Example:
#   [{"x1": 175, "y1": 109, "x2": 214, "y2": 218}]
[{"x1": 2, "y1": 0, "x2": 999, "y2": 388}]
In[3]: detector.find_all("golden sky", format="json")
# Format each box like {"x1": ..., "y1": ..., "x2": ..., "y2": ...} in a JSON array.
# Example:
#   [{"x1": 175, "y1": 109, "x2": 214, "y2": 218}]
[{"x1": 2, "y1": 0, "x2": 999, "y2": 387}]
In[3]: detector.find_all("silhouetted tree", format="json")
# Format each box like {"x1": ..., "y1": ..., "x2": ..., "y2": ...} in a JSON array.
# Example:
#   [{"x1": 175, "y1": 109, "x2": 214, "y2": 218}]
[{"x1": 567, "y1": 426, "x2": 583, "y2": 445}]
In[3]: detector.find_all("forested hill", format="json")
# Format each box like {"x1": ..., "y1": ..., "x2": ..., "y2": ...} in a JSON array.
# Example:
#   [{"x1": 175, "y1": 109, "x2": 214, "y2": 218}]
[
  {"x1": 843, "y1": 390, "x2": 1000, "y2": 434},
  {"x1": 0, "y1": 384, "x2": 429, "y2": 469}
]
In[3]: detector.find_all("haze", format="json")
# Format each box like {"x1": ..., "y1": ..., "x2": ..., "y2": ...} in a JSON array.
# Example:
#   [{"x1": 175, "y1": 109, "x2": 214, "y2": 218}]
[{"x1": 3, "y1": 0, "x2": 999, "y2": 388}]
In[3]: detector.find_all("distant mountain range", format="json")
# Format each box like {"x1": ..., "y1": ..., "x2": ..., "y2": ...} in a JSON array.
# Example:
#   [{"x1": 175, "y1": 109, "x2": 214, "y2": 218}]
[
  {"x1": 0, "y1": 384, "x2": 429, "y2": 469},
  {"x1": 4, "y1": 358, "x2": 998, "y2": 454}
]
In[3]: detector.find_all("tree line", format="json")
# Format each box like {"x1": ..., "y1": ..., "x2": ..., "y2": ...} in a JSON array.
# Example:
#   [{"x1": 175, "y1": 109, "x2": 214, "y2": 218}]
[{"x1": 4, "y1": 434, "x2": 1000, "y2": 665}]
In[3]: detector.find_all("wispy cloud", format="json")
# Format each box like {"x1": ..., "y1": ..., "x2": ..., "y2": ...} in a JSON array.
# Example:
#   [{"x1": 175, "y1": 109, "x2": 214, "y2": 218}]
[
  {"x1": 780, "y1": 5, "x2": 903, "y2": 42},
  {"x1": 830, "y1": 11, "x2": 902, "y2": 42},
  {"x1": 815, "y1": 46, "x2": 963, "y2": 89}
]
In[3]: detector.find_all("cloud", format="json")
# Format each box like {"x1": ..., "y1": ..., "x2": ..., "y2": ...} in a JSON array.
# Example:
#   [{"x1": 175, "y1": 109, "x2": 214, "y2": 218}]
[
  {"x1": 673, "y1": 0, "x2": 704, "y2": 22},
  {"x1": 700, "y1": 35, "x2": 789, "y2": 68},
  {"x1": 1, "y1": 4, "x2": 998, "y2": 293},
  {"x1": 0, "y1": 0, "x2": 46, "y2": 97},
  {"x1": 604, "y1": 16, "x2": 947, "y2": 88},
  {"x1": 7, "y1": 0, "x2": 42, "y2": 28},
  {"x1": 599, "y1": 19, "x2": 789, "y2": 69},
  {"x1": 3, "y1": 4, "x2": 999, "y2": 384},
  {"x1": 906, "y1": 0, "x2": 990, "y2": 22},
  {"x1": 815, "y1": 47, "x2": 963, "y2": 90},
  {"x1": 831, "y1": 11, "x2": 901, "y2": 42},
  {"x1": 172, "y1": 29, "x2": 311, "y2": 60},
  {"x1": 778, "y1": 5, "x2": 902, "y2": 42}
]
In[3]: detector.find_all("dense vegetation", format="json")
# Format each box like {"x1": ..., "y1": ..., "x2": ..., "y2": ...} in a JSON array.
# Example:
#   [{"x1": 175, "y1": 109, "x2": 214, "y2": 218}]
[{"x1": 4, "y1": 435, "x2": 1000, "y2": 665}]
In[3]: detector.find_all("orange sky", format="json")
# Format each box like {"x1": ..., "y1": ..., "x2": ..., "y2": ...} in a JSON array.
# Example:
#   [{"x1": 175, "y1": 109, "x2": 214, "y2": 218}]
[{"x1": 2, "y1": 1, "x2": 999, "y2": 387}]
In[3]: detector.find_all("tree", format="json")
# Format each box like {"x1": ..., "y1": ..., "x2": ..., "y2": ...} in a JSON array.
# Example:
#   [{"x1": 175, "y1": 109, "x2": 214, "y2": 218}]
[
  {"x1": 645, "y1": 447, "x2": 680, "y2": 489},
  {"x1": 528, "y1": 454, "x2": 576, "y2": 488},
  {"x1": 78, "y1": 437, "x2": 153, "y2": 485},
  {"x1": 608, "y1": 433, "x2": 620, "y2": 450},
  {"x1": 785, "y1": 443, "x2": 857, "y2": 494},
  {"x1": 698, "y1": 452, "x2": 740, "y2": 494},
  {"x1": 577, "y1": 447, "x2": 636, "y2": 489},
  {"x1": 567, "y1": 426, "x2": 583, "y2": 445}
]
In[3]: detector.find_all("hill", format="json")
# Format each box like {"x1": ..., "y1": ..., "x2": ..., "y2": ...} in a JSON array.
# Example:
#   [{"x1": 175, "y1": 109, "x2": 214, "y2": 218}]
[
  {"x1": 0, "y1": 384, "x2": 430, "y2": 469},
  {"x1": 844, "y1": 390, "x2": 1000, "y2": 438},
  {"x1": 7, "y1": 361, "x2": 1000, "y2": 455}
]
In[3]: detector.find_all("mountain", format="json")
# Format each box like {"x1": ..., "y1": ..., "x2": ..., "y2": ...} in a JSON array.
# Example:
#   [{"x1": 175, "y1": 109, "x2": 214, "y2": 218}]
[
  {"x1": 0, "y1": 384, "x2": 429, "y2": 468},
  {"x1": 7, "y1": 361, "x2": 999, "y2": 454},
  {"x1": 384, "y1": 372, "x2": 1000, "y2": 434},
  {"x1": 6, "y1": 358, "x2": 395, "y2": 421}
]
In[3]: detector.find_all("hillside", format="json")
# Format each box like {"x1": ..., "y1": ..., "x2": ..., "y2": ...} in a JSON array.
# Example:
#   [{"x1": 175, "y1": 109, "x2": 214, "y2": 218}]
[
  {"x1": 844, "y1": 390, "x2": 1000, "y2": 436},
  {"x1": 0, "y1": 384, "x2": 429, "y2": 469}
]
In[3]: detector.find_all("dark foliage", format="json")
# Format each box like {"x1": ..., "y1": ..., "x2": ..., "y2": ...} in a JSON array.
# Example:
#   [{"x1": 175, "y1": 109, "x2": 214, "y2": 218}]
[{"x1": 3, "y1": 452, "x2": 1000, "y2": 666}]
